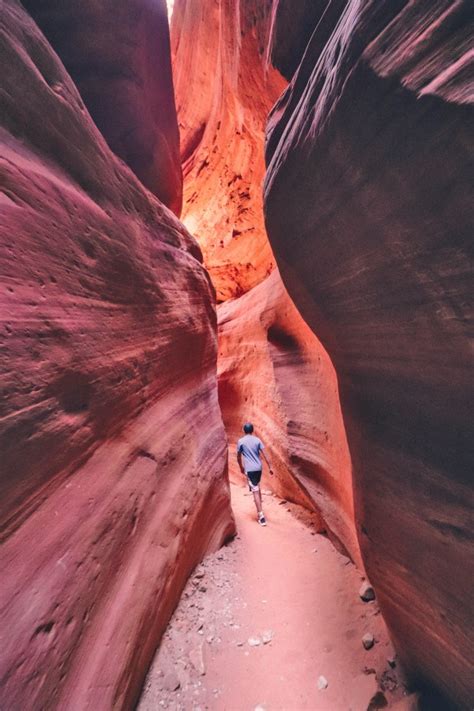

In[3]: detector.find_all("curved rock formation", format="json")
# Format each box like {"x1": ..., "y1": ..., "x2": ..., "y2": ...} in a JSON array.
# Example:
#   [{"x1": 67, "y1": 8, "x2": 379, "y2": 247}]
[
  {"x1": 218, "y1": 271, "x2": 361, "y2": 566},
  {"x1": 170, "y1": 0, "x2": 286, "y2": 301},
  {"x1": 23, "y1": 0, "x2": 183, "y2": 215},
  {"x1": 264, "y1": 1, "x2": 474, "y2": 706},
  {"x1": 0, "y1": 3, "x2": 234, "y2": 708}
]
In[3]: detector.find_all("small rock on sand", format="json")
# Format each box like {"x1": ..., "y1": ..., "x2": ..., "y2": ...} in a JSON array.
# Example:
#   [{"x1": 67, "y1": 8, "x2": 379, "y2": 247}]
[
  {"x1": 189, "y1": 645, "x2": 206, "y2": 675},
  {"x1": 359, "y1": 581, "x2": 376, "y2": 602},
  {"x1": 362, "y1": 633, "x2": 375, "y2": 650},
  {"x1": 317, "y1": 676, "x2": 328, "y2": 690},
  {"x1": 248, "y1": 637, "x2": 261, "y2": 647},
  {"x1": 262, "y1": 630, "x2": 274, "y2": 644},
  {"x1": 367, "y1": 691, "x2": 388, "y2": 709},
  {"x1": 162, "y1": 672, "x2": 180, "y2": 692}
]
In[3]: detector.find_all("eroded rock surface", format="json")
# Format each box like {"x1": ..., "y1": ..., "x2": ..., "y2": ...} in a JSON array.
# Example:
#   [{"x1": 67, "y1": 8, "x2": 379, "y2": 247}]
[
  {"x1": 218, "y1": 272, "x2": 361, "y2": 565},
  {"x1": 171, "y1": 0, "x2": 286, "y2": 300},
  {"x1": 0, "y1": 3, "x2": 234, "y2": 708},
  {"x1": 264, "y1": 1, "x2": 473, "y2": 706},
  {"x1": 23, "y1": 0, "x2": 183, "y2": 214}
]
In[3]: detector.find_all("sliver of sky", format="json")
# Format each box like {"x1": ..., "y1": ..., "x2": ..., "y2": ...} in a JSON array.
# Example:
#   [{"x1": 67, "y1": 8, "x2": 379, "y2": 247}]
[{"x1": 166, "y1": 0, "x2": 174, "y2": 17}]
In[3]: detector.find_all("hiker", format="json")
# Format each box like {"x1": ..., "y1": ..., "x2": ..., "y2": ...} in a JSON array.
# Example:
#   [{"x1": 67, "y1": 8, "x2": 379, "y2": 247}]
[{"x1": 237, "y1": 422, "x2": 273, "y2": 526}]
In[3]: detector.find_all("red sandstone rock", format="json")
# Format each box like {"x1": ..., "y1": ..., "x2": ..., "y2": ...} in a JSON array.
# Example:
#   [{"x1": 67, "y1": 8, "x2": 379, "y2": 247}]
[
  {"x1": 218, "y1": 272, "x2": 361, "y2": 566},
  {"x1": 264, "y1": 2, "x2": 474, "y2": 706},
  {"x1": 267, "y1": 0, "x2": 328, "y2": 80},
  {"x1": 23, "y1": 0, "x2": 183, "y2": 215},
  {"x1": 170, "y1": 0, "x2": 286, "y2": 300},
  {"x1": 0, "y1": 3, "x2": 234, "y2": 708}
]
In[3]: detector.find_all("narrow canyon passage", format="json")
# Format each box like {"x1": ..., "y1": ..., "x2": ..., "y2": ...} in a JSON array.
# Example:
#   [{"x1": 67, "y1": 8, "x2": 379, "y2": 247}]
[
  {"x1": 138, "y1": 483, "x2": 406, "y2": 711},
  {"x1": 1, "y1": 1, "x2": 472, "y2": 709}
]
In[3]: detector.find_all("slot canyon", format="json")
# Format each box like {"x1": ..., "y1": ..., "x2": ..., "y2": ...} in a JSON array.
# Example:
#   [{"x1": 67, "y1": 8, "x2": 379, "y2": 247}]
[{"x1": 0, "y1": 0, "x2": 472, "y2": 710}]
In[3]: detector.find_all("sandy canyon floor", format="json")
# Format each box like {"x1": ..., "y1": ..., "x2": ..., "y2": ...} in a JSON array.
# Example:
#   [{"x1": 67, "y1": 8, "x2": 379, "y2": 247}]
[{"x1": 139, "y1": 483, "x2": 410, "y2": 711}]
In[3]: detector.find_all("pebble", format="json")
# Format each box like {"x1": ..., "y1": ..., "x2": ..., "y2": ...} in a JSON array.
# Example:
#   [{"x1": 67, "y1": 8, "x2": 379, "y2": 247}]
[
  {"x1": 362, "y1": 633, "x2": 375, "y2": 650},
  {"x1": 359, "y1": 581, "x2": 376, "y2": 602},
  {"x1": 163, "y1": 672, "x2": 181, "y2": 692},
  {"x1": 189, "y1": 645, "x2": 206, "y2": 675},
  {"x1": 261, "y1": 630, "x2": 274, "y2": 645},
  {"x1": 367, "y1": 691, "x2": 388, "y2": 710},
  {"x1": 317, "y1": 675, "x2": 328, "y2": 690},
  {"x1": 248, "y1": 637, "x2": 261, "y2": 647}
]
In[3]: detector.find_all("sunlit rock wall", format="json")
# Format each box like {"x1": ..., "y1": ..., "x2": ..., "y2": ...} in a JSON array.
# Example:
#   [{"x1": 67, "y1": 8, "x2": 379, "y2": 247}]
[
  {"x1": 171, "y1": 0, "x2": 286, "y2": 301},
  {"x1": 218, "y1": 271, "x2": 361, "y2": 565},
  {"x1": 0, "y1": 3, "x2": 234, "y2": 708},
  {"x1": 264, "y1": 1, "x2": 474, "y2": 706},
  {"x1": 23, "y1": 0, "x2": 183, "y2": 215}
]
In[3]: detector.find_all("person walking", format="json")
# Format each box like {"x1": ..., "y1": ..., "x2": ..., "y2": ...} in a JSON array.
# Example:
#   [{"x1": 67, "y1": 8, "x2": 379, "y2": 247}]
[{"x1": 236, "y1": 422, "x2": 273, "y2": 526}]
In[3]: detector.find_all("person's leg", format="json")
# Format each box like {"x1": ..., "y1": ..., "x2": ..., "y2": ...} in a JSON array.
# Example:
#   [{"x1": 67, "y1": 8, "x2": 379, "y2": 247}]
[
  {"x1": 252, "y1": 487, "x2": 262, "y2": 514},
  {"x1": 248, "y1": 471, "x2": 265, "y2": 521}
]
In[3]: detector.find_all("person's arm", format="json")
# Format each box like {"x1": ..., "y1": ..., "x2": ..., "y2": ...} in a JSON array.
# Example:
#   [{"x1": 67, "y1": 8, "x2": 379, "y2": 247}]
[
  {"x1": 237, "y1": 449, "x2": 246, "y2": 477},
  {"x1": 261, "y1": 448, "x2": 274, "y2": 475}
]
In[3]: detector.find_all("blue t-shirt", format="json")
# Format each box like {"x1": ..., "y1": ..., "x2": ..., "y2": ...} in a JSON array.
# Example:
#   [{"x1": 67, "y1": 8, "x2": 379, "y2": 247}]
[{"x1": 237, "y1": 434, "x2": 265, "y2": 473}]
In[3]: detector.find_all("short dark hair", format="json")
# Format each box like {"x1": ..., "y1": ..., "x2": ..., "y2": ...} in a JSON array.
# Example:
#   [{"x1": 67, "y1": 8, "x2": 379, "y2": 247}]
[{"x1": 243, "y1": 422, "x2": 254, "y2": 434}]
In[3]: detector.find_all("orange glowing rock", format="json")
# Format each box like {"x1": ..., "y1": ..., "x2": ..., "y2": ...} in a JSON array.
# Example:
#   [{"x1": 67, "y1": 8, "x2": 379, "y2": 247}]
[
  {"x1": 170, "y1": 0, "x2": 286, "y2": 301},
  {"x1": 218, "y1": 271, "x2": 362, "y2": 566}
]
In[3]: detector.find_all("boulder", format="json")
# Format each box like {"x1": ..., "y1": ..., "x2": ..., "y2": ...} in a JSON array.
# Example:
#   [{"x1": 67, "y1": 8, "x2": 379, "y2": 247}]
[
  {"x1": 264, "y1": 1, "x2": 473, "y2": 706},
  {"x1": 0, "y1": 3, "x2": 234, "y2": 708}
]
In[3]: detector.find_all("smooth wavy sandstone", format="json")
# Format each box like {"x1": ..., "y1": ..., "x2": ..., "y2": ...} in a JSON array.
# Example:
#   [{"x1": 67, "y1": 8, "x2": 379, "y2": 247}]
[
  {"x1": 0, "y1": 3, "x2": 234, "y2": 708},
  {"x1": 23, "y1": 0, "x2": 183, "y2": 214},
  {"x1": 170, "y1": 0, "x2": 286, "y2": 301},
  {"x1": 218, "y1": 271, "x2": 361, "y2": 566},
  {"x1": 264, "y1": 1, "x2": 473, "y2": 706}
]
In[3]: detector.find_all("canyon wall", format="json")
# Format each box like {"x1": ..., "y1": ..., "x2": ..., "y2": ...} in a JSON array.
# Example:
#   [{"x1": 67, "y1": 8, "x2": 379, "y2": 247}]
[
  {"x1": 23, "y1": 0, "x2": 183, "y2": 215},
  {"x1": 171, "y1": 0, "x2": 363, "y2": 567},
  {"x1": 264, "y1": 1, "x2": 473, "y2": 706},
  {"x1": 218, "y1": 271, "x2": 361, "y2": 565},
  {"x1": 0, "y1": 2, "x2": 234, "y2": 708},
  {"x1": 171, "y1": 0, "x2": 286, "y2": 300}
]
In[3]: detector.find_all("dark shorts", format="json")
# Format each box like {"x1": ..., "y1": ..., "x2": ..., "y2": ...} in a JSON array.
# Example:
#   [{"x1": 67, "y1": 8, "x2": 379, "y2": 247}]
[{"x1": 246, "y1": 470, "x2": 262, "y2": 488}]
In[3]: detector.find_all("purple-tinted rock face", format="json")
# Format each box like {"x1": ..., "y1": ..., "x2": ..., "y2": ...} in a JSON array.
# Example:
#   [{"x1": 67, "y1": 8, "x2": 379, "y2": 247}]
[
  {"x1": 264, "y1": 1, "x2": 473, "y2": 707},
  {"x1": 23, "y1": 0, "x2": 183, "y2": 215},
  {"x1": 0, "y1": 3, "x2": 233, "y2": 708}
]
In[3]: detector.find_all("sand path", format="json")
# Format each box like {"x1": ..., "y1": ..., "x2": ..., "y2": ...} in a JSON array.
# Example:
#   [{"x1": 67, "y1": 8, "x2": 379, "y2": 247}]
[{"x1": 139, "y1": 483, "x2": 407, "y2": 710}]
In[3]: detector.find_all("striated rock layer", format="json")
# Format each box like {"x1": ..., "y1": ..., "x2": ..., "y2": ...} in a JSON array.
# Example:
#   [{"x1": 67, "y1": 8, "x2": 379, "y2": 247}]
[
  {"x1": 23, "y1": 0, "x2": 183, "y2": 215},
  {"x1": 264, "y1": 1, "x2": 474, "y2": 706},
  {"x1": 218, "y1": 272, "x2": 361, "y2": 565},
  {"x1": 0, "y1": 3, "x2": 234, "y2": 708},
  {"x1": 171, "y1": 0, "x2": 286, "y2": 301}
]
